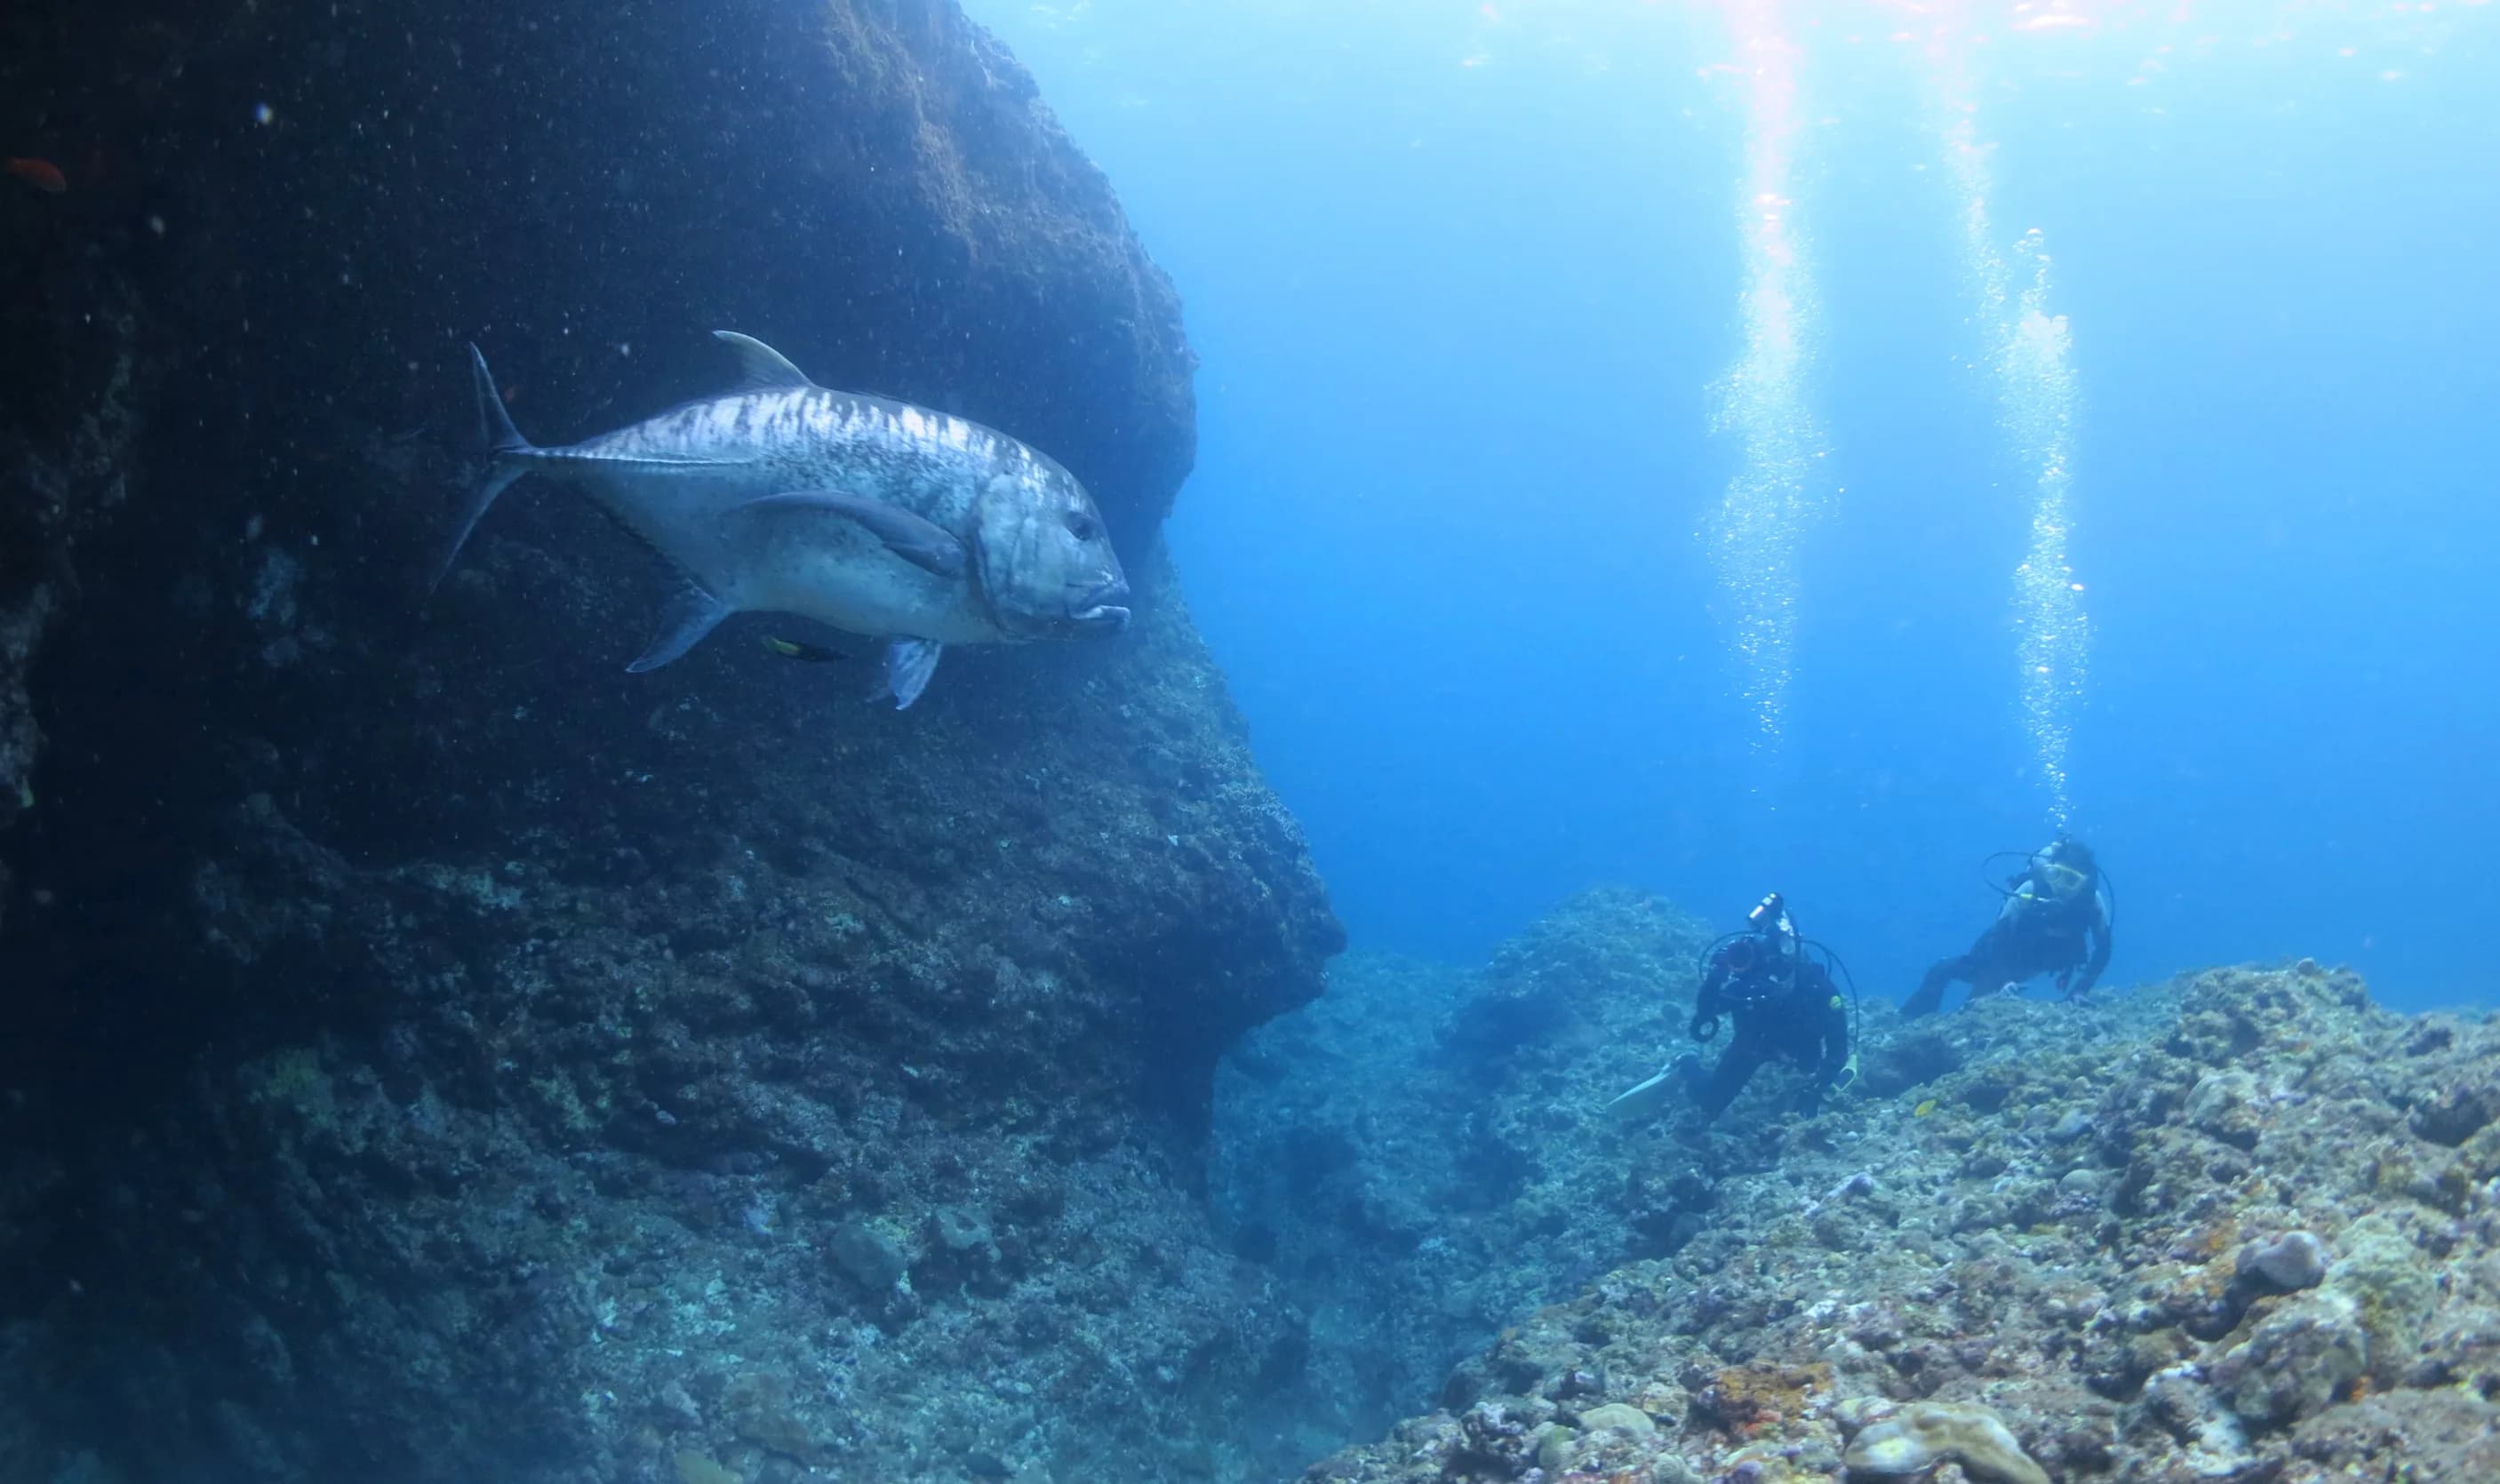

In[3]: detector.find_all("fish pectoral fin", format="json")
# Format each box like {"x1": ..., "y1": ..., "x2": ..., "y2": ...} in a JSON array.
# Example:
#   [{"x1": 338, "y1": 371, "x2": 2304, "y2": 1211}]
[
  {"x1": 879, "y1": 638, "x2": 944, "y2": 711},
  {"x1": 712, "y1": 331, "x2": 820, "y2": 392},
  {"x1": 737, "y1": 491, "x2": 968, "y2": 579},
  {"x1": 627, "y1": 583, "x2": 732, "y2": 673}
]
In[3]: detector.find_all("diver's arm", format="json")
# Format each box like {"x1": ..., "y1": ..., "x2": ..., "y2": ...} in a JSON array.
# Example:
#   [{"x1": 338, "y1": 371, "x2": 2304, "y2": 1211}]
[
  {"x1": 1786, "y1": 979, "x2": 1854, "y2": 1113},
  {"x1": 1689, "y1": 961, "x2": 1729, "y2": 1040},
  {"x1": 2071, "y1": 907, "x2": 2112, "y2": 998},
  {"x1": 1815, "y1": 980, "x2": 1852, "y2": 1085}
]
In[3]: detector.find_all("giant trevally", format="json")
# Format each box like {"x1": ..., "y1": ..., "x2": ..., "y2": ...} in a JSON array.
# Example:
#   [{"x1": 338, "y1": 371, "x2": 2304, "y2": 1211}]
[{"x1": 440, "y1": 331, "x2": 1132, "y2": 708}]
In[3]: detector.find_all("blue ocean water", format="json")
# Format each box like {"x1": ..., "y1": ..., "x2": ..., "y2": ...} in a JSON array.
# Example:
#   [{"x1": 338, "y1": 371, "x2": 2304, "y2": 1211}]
[{"x1": 968, "y1": 1, "x2": 2499, "y2": 1011}]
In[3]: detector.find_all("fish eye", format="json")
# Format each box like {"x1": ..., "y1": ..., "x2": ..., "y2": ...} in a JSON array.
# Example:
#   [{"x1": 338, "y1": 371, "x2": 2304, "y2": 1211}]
[{"x1": 1066, "y1": 514, "x2": 1097, "y2": 540}]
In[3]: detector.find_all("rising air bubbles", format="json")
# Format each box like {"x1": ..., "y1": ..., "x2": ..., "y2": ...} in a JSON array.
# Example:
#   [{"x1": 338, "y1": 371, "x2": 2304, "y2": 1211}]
[
  {"x1": 1697, "y1": 10, "x2": 2090, "y2": 807},
  {"x1": 2003, "y1": 238, "x2": 2090, "y2": 826},
  {"x1": 1702, "y1": 4, "x2": 1833, "y2": 752},
  {"x1": 1925, "y1": 32, "x2": 2092, "y2": 826}
]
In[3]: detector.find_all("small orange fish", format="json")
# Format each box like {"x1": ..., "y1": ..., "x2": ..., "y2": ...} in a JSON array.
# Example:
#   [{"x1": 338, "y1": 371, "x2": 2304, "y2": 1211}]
[{"x1": 5, "y1": 157, "x2": 67, "y2": 193}]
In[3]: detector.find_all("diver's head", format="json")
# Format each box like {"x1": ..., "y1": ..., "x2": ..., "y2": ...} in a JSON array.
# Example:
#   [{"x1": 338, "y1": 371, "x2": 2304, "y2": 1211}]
[
  {"x1": 1723, "y1": 935, "x2": 1762, "y2": 975},
  {"x1": 2041, "y1": 835, "x2": 2097, "y2": 878}
]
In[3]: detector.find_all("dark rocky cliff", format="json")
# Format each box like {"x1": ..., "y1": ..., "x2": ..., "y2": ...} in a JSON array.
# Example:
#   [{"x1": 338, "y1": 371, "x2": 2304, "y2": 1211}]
[{"x1": 0, "y1": 4, "x2": 1340, "y2": 1481}]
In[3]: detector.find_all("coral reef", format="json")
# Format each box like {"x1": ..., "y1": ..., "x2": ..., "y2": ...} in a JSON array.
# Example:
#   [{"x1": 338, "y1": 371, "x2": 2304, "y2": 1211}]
[
  {"x1": 0, "y1": 4, "x2": 1338, "y2": 1482},
  {"x1": 1262, "y1": 891, "x2": 2500, "y2": 1484}
]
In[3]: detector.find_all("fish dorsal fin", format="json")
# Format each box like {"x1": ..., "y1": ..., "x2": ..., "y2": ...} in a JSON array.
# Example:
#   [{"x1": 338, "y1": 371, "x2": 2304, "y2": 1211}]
[{"x1": 712, "y1": 331, "x2": 819, "y2": 392}]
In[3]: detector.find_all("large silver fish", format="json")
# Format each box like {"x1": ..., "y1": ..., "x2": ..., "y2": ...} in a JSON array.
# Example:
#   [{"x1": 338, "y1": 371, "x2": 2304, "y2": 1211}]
[{"x1": 442, "y1": 331, "x2": 1132, "y2": 708}]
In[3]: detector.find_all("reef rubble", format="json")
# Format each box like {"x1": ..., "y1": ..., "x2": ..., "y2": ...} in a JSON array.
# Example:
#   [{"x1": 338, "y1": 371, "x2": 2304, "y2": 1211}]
[{"x1": 1246, "y1": 890, "x2": 2500, "y2": 1484}]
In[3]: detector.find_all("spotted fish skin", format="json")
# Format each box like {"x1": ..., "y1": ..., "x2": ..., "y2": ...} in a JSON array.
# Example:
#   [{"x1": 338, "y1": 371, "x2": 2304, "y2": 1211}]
[
  {"x1": 565, "y1": 385, "x2": 1053, "y2": 550},
  {"x1": 443, "y1": 331, "x2": 1131, "y2": 698}
]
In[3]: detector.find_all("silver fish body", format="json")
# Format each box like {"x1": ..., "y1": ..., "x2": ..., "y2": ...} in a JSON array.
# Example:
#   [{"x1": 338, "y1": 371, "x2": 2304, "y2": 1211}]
[{"x1": 442, "y1": 331, "x2": 1131, "y2": 707}]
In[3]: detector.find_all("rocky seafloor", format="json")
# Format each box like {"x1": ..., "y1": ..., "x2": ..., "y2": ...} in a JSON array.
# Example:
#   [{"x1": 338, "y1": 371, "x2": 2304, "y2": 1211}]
[{"x1": 1216, "y1": 889, "x2": 2500, "y2": 1484}]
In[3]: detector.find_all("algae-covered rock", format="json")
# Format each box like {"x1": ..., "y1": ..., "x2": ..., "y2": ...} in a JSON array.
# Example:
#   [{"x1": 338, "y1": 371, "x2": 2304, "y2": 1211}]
[
  {"x1": 2407, "y1": 1077, "x2": 2500, "y2": 1147},
  {"x1": 1533, "y1": 1423, "x2": 1577, "y2": 1472},
  {"x1": 2461, "y1": 1116, "x2": 2500, "y2": 1178},
  {"x1": 1574, "y1": 1401, "x2": 1657, "y2": 1437},
  {"x1": 2236, "y1": 1229, "x2": 2328, "y2": 1290},
  {"x1": 672, "y1": 1451, "x2": 741, "y2": 1484},
  {"x1": 2135, "y1": 1361, "x2": 2256, "y2": 1477},
  {"x1": 2328, "y1": 1212, "x2": 2439, "y2": 1382},
  {"x1": 1840, "y1": 1400, "x2": 2049, "y2": 1484},
  {"x1": 827, "y1": 1217, "x2": 912, "y2": 1294},
  {"x1": 2184, "y1": 1068, "x2": 2265, "y2": 1149},
  {"x1": 1454, "y1": 1397, "x2": 1555, "y2": 1475},
  {"x1": 2288, "y1": 1385, "x2": 2500, "y2": 1477},
  {"x1": 2209, "y1": 1289, "x2": 2368, "y2": 1424},
  {"x1": 724, "y1": 1372, "x2": 820, "y2": 1460}
]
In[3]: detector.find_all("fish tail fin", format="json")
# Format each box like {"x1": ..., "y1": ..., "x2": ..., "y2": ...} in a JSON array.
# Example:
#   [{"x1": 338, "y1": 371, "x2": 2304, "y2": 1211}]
[
  {"x1": 429, "y1": 343, "x2": 534, "y2": 596},
  {"x1": 470, "y1": 342, "x2": 531, "y2": 457}
]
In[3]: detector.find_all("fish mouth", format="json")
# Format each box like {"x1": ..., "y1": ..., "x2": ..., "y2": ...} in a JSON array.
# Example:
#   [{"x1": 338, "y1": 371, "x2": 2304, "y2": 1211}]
[{"x1": 1068, "y1": 578, "x2": 1131, "y2": 634}]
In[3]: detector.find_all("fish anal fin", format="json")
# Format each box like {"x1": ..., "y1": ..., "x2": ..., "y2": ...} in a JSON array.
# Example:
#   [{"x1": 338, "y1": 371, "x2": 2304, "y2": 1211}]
[
  {"x1": 712, "y1": 331, "x2": 819, "y2": 392},
  {"x1": 880, "y1": 638, "x2": 944, "y2": 710},
  {"x1": 627, "y1": 584, "x2": 733, "y2": 673}
]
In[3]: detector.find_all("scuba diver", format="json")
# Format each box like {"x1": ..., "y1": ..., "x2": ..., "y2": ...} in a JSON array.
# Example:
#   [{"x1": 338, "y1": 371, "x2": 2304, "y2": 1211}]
[
  {"x1": 1609, "y1": 892, "x2": 1858, "y2": 1126},
  {"x1": 1903, "y1": 834, "x2": 2112, "y2": 1018}
]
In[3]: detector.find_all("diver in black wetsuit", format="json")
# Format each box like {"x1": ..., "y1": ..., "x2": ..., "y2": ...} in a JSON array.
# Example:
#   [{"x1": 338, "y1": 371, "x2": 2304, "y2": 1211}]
[
  {"x1": 1675, "y1": 893, "x2": 1857, "y2": 1121},
  {"x1": 1904, "y1": 835, "x2": 2112, "y2": 1018}
]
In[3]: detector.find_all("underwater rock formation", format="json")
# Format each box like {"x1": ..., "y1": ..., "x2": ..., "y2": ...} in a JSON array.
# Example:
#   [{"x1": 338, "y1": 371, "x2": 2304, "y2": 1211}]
[
  {"x1": 0, "y1": 4, "x2": 1337, "y2": 1482},
  {"x1": 1250, "y1": 891, "x2": 2500, "y2": 1484},
  {"x1": 1213, "y1": 888, "x2": 1721, "y2": 1453}
]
